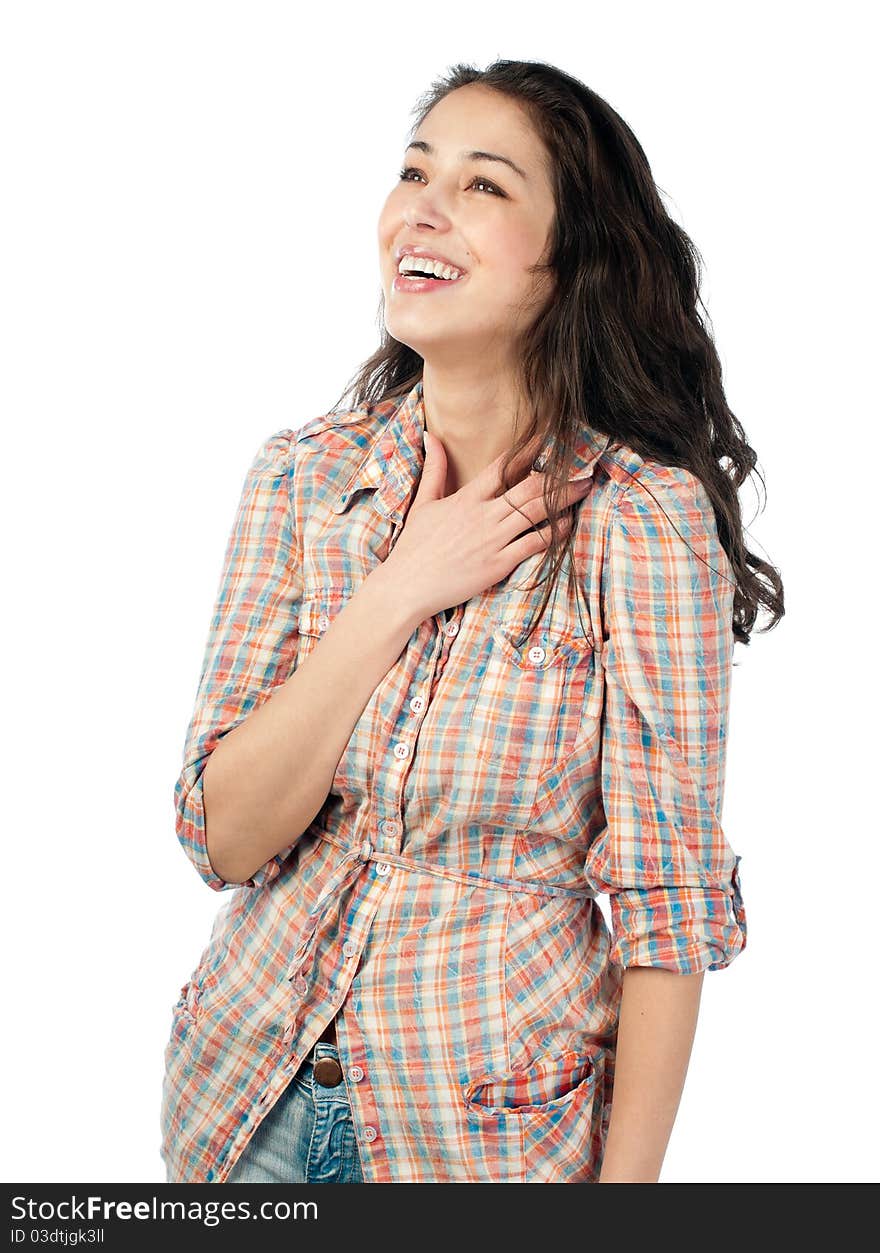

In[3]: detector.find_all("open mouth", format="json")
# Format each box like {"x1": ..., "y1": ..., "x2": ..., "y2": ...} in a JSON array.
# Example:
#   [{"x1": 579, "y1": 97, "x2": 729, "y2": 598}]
[
  {"x1": 399, "y1": 268, "x2": 458, "y2": 281},
  {"x1": 394, "y1": 265, "x2": 468, "y2": 291}
]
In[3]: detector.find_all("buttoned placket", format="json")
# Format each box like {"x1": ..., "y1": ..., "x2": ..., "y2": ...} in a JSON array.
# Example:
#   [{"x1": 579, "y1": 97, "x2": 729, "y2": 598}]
[
  {"x1": 279, "y1": 594, "x2": 466, "y2": 1160},
  {"x1": 253, "y1": 835, "x2": 393, "y2": 1163}
]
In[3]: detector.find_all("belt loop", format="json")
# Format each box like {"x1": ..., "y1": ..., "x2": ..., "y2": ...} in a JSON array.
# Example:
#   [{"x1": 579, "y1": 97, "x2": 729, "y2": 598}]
[{"x1": 359, "y1": 840, "x2": 373, "y2": 862}]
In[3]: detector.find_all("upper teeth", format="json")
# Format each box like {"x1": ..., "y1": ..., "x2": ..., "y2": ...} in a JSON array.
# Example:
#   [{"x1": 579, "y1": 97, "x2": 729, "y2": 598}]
[{"x1": 398, "y1": 255, "x2": 463, "y2": 280}]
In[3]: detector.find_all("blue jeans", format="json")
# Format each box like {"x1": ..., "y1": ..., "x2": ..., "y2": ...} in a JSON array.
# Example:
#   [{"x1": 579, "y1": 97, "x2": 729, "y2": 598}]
[{"x1": 225, "y1": 1041, "x2": 364, "y2": 1184}]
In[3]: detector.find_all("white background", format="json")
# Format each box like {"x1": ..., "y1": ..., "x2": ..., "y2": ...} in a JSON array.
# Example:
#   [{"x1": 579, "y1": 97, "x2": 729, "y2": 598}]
[{"x1": 2, "y1": 0, "x2": 876, "y2": 1184}]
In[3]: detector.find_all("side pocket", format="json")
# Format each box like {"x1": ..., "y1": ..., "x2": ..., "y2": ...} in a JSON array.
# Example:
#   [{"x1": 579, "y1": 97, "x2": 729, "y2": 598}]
[
  {"x1": 463, "y1": 1050, "x2": 597, "y2": 1118},
  {"x1": 462, "y1": 1049, "x2": 605, "y2": 1182},
  {"x1": 166, "y1": 980, "x2": 200, "y2": 1055},
  {"x1": 165, "y1": 954, "x2": 215, "y2": 1057}
]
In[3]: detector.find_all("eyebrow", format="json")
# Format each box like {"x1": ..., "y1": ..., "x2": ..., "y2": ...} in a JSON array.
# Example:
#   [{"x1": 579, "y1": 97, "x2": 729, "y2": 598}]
[{"x1": 404, "y1": 139, "x2": 528, "y2": 182}]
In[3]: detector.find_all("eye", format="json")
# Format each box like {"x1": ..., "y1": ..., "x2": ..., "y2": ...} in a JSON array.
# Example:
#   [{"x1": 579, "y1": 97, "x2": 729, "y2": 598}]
[
  {"x1": 397, "y1": 166, "x2": 506, "y2": 198},
  {"x1": 471, "y1": 176, "x2": 503, "y2": 196}
]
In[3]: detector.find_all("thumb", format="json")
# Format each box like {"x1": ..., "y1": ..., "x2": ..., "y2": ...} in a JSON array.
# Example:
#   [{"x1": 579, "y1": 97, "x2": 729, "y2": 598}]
[{"x1": 413, "y1": 428, "x2": 448, "y2": 503}]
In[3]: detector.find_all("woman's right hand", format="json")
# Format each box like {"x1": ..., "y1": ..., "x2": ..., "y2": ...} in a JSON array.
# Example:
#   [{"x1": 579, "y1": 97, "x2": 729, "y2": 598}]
[{"x1": 380, "y1": 428, "x2": 594, "y2": 623}]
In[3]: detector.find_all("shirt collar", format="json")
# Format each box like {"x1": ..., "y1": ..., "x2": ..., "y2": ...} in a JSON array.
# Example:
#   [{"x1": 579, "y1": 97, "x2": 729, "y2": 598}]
[{"x1": 330, "y1": 377, "x2": 613, "y2": 520}]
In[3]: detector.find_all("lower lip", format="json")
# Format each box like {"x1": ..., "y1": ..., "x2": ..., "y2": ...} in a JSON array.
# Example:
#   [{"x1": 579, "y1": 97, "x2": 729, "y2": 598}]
[{"x1": 393, "y1": 271, "x2": 468, "y2": 293}]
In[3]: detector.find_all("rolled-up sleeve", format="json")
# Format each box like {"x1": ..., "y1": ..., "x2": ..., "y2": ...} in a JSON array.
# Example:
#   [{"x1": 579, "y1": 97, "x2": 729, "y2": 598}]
[
  {"x1": 173, "y1": 429, "x2": 302, "y2": 891},
  {"x1": 583, "y1": 465, "x2": 747, "y2": 973}
]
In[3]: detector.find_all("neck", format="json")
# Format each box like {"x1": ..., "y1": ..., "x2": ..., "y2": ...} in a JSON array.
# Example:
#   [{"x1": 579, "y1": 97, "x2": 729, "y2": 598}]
[{"x1": 420, "y1": 362, "x2": 539, "y2": 495}]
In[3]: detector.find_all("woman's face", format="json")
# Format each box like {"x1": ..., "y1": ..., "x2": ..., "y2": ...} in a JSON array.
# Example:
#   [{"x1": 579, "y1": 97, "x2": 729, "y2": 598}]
[{"x1": 377, "y1": 85, "x2": 557, "y2": 367}]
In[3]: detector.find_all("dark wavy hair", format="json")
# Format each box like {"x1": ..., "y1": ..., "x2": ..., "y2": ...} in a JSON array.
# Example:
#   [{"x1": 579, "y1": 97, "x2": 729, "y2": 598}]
[{"x1": 332, "y1": 58, "x2": 783, "y2": 648}]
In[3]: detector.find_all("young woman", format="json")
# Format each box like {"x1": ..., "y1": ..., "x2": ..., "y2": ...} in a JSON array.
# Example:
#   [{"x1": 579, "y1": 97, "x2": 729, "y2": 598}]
[{"x1": 160, "y1": 59, "x2": 782, "y2": 1185}]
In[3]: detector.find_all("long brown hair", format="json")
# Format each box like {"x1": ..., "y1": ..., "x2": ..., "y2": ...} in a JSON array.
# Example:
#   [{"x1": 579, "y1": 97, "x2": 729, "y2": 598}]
[{"x1": 332, "y1": 58, "x2": 783, "y2": 648}]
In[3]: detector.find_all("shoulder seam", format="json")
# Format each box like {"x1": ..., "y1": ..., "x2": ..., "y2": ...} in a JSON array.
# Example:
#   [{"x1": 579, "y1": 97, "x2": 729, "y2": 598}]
[
  {"x1": 610, "y1": 459, "x2": 701, "y2": 515},
  {"x1": 292, "y1": 408, "x2": 368, "y2": 443}
]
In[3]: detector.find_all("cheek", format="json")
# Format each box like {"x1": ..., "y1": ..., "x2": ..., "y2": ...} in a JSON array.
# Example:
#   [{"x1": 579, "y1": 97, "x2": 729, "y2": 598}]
[
  {"x1": 483, "y1": 227, "x2": 545, "y2": 289},
  {"x1": 376, "y1": 210, "x2": 391, "y2": 246},
  {"x1": 486, "y1": 257, "x2": 543, "y2": 310},
  {"x1": 376, "y1": 192, "x2": 402, "y2": 242}
]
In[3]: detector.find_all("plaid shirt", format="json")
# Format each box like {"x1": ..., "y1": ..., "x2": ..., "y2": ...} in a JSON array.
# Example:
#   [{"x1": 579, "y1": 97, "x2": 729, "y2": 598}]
[{"x1": 160, "y1": 378, "x2": 747, "y2": 1183}]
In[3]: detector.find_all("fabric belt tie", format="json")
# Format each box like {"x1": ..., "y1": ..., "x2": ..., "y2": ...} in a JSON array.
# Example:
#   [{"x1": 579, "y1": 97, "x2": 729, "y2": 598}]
[{"x1": 285, "y1": 834, "x2": 595, "y2": 986}]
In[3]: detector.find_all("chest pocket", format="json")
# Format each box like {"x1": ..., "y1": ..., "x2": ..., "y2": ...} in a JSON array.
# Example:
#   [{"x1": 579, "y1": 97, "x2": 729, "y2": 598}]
[{"x1": 467, "y1": 615, "x2": 604, "y2": 795}]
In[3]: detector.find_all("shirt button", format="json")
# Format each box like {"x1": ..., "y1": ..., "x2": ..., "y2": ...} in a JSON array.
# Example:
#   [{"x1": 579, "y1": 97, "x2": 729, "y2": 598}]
[
  {"x1": 317, "y1": 613, "x2": 330, "y2": 631},
  {"x1": 409, "y1": 696, "x2": 425, "y2": 713},
  {"x1": 393, "y1": 743, "x2": 409, "y2": 760},
  {"x1": 380, "y1": 818, "x2": 400, "y2": 837},
  {"x1": 348, "y1": 1065, "x2": 364, "y2": 1082},
  {"x1": 363, "y1": 1125, "x2": 378, "y2": 1142},
  {"x1": 343, "y1": 940, "x2": 358, "y2": 959},
  {"x1": 374, "y1": 862, "x2": 392, "y2": 877},
  {"x1": 527, "y1": 645, "x2": 546, "y2": 664},
  {"x1": 444, "y1": 620, "x2": 459, "y2": 637}
]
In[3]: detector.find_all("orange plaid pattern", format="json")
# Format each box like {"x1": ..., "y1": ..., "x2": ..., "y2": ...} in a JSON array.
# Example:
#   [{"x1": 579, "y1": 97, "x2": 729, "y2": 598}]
[{"x1": 160, "y1": 378, "x2": 746, "y2": 1182}]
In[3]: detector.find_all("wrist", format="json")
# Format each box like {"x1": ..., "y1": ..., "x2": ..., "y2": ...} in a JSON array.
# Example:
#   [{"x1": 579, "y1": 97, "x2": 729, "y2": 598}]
[{"x1": 362, "y1": 560, "x2": 428, "y2": 635}]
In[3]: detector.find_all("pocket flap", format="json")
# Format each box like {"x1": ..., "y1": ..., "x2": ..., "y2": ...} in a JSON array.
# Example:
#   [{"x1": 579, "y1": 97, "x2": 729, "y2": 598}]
[
  {"x1": 463, "y1": 1050, "x2": 597, "y2": 1116},
  {"x1": 492, "y1": 619, "x2": 595, "y2": 670}
]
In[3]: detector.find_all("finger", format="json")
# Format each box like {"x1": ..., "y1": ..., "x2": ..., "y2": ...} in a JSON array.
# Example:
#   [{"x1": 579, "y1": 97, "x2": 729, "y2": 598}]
[
  {"x1": 477, "y1": 440, "x2": 546, "y2": 501},
  {"x1": 504, "y1": 511, "x2": 574, "y2": 564},
  {"x1": 492, "y1": 463, "x2": 590, "y2": 519},
  {"x1": 503, "y1": 509, "x2": 575, "y2": 554},
  {"x1": 494, "y1": 480, "x2": 588, "y2": 543},
  {"x1": 537, "y1": 511, "x2": 577, "y2": 550}
]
